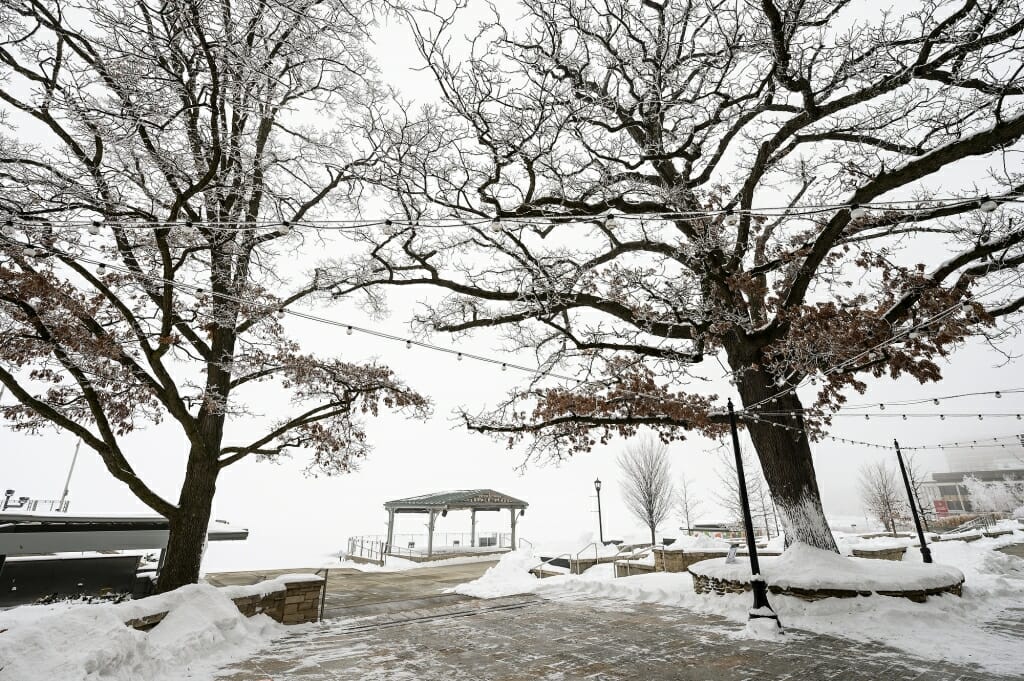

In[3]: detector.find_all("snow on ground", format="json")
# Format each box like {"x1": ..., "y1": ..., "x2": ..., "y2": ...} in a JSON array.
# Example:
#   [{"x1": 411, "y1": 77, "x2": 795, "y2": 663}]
[
  {"x1": 0, "y1": 583, "x2": 286, "y2": 681},
  {"x1": 453, "y1": 528, "x2": 1024, "y2": 676}
]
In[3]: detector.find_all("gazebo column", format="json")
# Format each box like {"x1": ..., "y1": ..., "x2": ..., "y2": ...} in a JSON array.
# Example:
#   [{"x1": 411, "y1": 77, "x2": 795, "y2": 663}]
[
  {"x1": 510, "y1": 507, "x2": 518, "y2": 549},
  {"x1": 470, "y1": 509, "x2": 477, "y2": 548},
  {"x1": 385, "y1": 509, "x2": 395, "y2": 555},
  {"x1": 427, "y1": 510, "x2": 437, "y2": 558}
]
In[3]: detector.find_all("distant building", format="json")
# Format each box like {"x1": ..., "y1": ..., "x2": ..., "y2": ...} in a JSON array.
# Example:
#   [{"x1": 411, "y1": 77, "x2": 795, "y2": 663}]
[{"x1": 921, "y1": 468, "x2": 1024, "y2": 516}]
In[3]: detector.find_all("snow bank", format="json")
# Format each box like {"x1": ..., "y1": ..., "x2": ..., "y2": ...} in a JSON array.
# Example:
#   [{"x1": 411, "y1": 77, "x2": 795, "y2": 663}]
[
  {"x1": 689, "y1": 542, "x2": 964, "y2": 592},
  {"x1": 0, "y1": 584, "x2": 284, "y2": 681}
]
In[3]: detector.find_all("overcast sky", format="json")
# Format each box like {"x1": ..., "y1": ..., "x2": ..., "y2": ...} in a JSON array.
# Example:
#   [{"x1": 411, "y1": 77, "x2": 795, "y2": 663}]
[{"x1": 3, "y1": 2, "x2": 1023, "y2": 571}]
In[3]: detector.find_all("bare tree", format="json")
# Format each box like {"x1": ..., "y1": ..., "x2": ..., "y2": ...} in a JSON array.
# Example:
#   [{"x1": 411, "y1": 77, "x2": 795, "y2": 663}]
[
  {"x1": 715, "y1": 449, "x2": 777, "y2": 540},
  {"x1": 618, "y1": 437, "x2": 675, "y2": 546},
  {"x1": 903, "y1": 451, "x2": 934, "y2": 531},
  {"x1": 330, "y1": 0, "x2": 1024, "y2": 553},
  {"x1": 0, "y1": 0, "x2": 429, "y2": 591},
  {"x1": 860, "y1": 461, "x2": 907, "y2": 537},
  {"x1": 676, "y1": 474, "x2": 702, "y2": 535}
]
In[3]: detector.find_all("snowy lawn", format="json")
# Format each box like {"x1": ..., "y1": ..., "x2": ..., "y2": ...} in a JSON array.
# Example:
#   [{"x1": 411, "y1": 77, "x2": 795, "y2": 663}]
[
  {"x1": 453, "y1": 528, "x2": 1024, "y2": 676},
  {"x1": 0, "y1": 582, "x2": 290, "y2": 681}
]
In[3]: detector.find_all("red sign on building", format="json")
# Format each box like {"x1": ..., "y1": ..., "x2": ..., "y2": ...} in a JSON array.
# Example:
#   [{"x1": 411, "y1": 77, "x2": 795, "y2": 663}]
[{"x1": 933, "y1": 499, "x2": 950, "y2": 517}]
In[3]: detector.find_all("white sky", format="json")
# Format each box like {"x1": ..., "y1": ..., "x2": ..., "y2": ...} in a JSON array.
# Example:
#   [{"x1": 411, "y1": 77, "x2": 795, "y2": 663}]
[{"x1": 2, "y1": 2, "x2": 1023, "y2": 571}]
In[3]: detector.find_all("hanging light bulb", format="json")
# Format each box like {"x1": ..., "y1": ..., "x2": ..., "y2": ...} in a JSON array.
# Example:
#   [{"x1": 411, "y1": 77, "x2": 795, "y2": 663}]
[
  {"x1": 994, "y1": 391, "x2": 1002, "y2": 398},
  {"x1": 1016, "y1": 414, "x2": 1021, "y2": 420},
  {"x1": 902, "y1": 414, "x2": 907, "y2": 420},
  {"x1": 456, "y1": 352, "x2": 463, "y2": 361},
  {"x1": 276, "y1": 220, "x2": 291, "y2": 236},
  {"x1": 933, "y1": 398, "x2": 939, "y2": 405},
  {"x1": 406, "y1": 340, "x2": 412, "y2": 349},
  {"x1": 979, "y1": 197, "x2": 998, "y2": 213},
  {"x1": 723, "y1": 210, "x2": 740, "y2": 227},
  {"x1": 879, "y1": 403, "x2": 885, "y2": 410},
  {"x1": 2, "y1": 220, "x2": 14, "y2": 238},
  {"x1": 849, "y1": 204, "x2": 867, "y2": 219},
  {"x1": 978, "y1": 414, "x2": 983, "y2": 420},
  {"x1": 489, "y1": 217, "x2": 502, "y2": 233},
  {"x1": 605, "y1": 215, "x2": 619, "y2": 229},
  {"x1": 940, "y1": 414, "x2": 946, "y2": 420},
  {"x1": 501, "y1": 363, "x2": 507, "y2": 372},
  {"x1": 96, "y1": 264, "x2": 107, "y2": 276},
  {"x1": 345, "y1": 326, "x2": 353, "y2": 336},
  {"x1": 88, "y1": 219, "x2": 102, "y2": 235},
  {"x1": 23, "y1": 246, "x2": 38, "y2": 257},
  {"x1": 865, "y1": 414, "x2": 870, "y2": 420},
  {"x1": 276, "y1": 308, "x2": 286, "y2": 319}
]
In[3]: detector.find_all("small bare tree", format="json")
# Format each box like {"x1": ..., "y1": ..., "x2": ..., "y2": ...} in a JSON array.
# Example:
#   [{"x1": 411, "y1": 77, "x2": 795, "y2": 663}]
[
  {"x1": 903, "y1": 451, "x2": 934, "y2": 531},
  {"x1": 715, "y1": 449, "x2": 777, "y2": 539},
  {"x1": 859, "y1": 461, "x2": 907, "y2": 537},
  {"x1": 676, "y1": 474, "x2": 702, "y2": 535},
  {"x1": 618, "y1": 437, "x2": 675, "y2": 546}
]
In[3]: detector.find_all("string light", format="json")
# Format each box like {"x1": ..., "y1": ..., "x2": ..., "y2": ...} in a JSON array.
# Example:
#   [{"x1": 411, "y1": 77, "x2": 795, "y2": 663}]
[
  {"x1": 723, "y1": 210, "x2": 740, "y2": 227},
  {"x1": 489, "y1": 217, "x2": 502, "y2": 233},
  {"x1": 88, "y1": 220, "x2": 101, "y2": 235},
  {"x1": 2, "y1": 221, "x2": 13, "y2": 238},
  {"x1": 96, "y1": 264, "x2": 107, "y2": 276},
  {"x1": 7, "y1": 225, "x2": 1024, "y2": 428},
  {"x1": 849, "y1": 204, "x2": 868, "y2": 219},
  {"x1": 979, "y1": 197, "x2": 998, "y2": 212},
  {"x1": 276, "y1": 221, "x2": 291, "y2": 236}
]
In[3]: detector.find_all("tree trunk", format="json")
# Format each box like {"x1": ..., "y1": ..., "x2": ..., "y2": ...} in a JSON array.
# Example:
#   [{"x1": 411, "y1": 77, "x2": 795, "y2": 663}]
[
  {"x1": 157, "y1": 451, "x2": 218, "y2": 592},
  {"x1": 650, "y1": 525, "x2": 657, "y2": 548},
  {"x1": 733, "y1": 365, "x2": 839, "y2": 553}
]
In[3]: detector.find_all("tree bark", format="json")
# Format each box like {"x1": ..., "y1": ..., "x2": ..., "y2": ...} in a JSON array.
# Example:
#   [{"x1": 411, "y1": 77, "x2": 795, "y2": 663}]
[
  {"x1": 156, "y1": 450, "x2": 218, "y2": 592},
  {"x1": 733, "y1": 365, "x2": 839, "y2": 553}
]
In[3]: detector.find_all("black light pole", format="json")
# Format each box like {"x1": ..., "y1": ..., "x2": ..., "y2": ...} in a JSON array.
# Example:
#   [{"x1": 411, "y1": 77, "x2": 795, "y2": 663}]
[
  {"x1": 727, "y1": 399, "x2": 779, "y2": 626},
  {"x1": 594, "y1": 478, "x2": 605, "y2": 544},
  {"x1": 894, "y1": 439, "x2": 932, "y2": 564}
]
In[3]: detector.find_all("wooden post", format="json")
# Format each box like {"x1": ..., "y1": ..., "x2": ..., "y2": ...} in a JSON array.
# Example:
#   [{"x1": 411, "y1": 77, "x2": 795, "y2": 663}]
[
  {"x1": 510, "y1": 507, "x2": 518, "y2": 548},
  {"x1": 427, "y1": 510, "x2": 437, "y2": 558},
  {"x1": 385, "y1": 510, "x2": 395, "y2": 556}
]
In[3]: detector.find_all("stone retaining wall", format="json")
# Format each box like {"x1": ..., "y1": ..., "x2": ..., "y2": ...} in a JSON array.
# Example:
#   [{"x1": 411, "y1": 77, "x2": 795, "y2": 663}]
[
  {"x1": 654, "y1": 548, "x2": 782, "y2": 573},
  {"x1": 851, "y1": 546, "x2": 907, "y2": 561},
  {"x1": 126, "y1": 577, "x2": 324, "y2": 630},
  {"x1": 689, "y1": 571, "x2": 963, "y2": 603}
]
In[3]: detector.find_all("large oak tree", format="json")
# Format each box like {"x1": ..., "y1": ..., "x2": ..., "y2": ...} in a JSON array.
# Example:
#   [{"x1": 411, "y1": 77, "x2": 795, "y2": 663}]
[
  {"x1": 333, "y1": 0, "x2": 1024, "y2": 550},
  {"x1": 0, "y1": 0, "x2": 428, "y2": 591}
]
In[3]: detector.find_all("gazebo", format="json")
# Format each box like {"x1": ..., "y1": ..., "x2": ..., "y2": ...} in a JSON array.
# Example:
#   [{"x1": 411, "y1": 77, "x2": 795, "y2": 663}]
[{"x1": 383, "y1": 489, "x2": 528, "y2": 558}]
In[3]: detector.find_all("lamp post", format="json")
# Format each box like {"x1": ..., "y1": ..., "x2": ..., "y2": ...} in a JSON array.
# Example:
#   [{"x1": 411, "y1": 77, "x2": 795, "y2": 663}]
[
  {"x1": 727, "y1": 399, "x2": 779, "y2": 627},
  {"x1": 894, "y1": 439, "x2": 932, "y2": 563},
  {"x1": 594, "y1": 478, "x2": 604, "y2": 544}
]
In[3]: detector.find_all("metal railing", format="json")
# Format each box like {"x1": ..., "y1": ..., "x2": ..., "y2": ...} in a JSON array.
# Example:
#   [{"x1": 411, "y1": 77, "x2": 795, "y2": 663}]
[
  {"x1": 346, "y1": 532, "x2": 514, "y2": 561},
  {"x1": 531, "y1": 553, "x2": 572, "y2": 576},
  {"x1": 313, "y1": 568, "x2": 329, "y2": 622},
  {"x1": 614, "y1": 543, "x2": 667, "y2": 578},
  {"x1": 346, "y1": 537, "x2": 386, "y2": 564}
]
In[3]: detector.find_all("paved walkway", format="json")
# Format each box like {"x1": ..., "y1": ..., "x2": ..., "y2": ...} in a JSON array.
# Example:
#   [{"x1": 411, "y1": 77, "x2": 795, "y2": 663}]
[
  {"x1": 206, "y1": 561, "x2": 498, "y2": 618},
  {"x1": 213, "y1": 588, "x2": 1017, "y2": 681}
]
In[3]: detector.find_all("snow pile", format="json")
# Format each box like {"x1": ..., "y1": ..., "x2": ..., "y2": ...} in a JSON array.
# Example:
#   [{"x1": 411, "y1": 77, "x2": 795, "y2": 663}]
[
  {"x1": 0, "y1": 583, "x2": 284, "y2": 681},
  {"x1": 451, "y1": 549, "x2": 543, "y2": 599},
  {"x1": 689, "y1": 542, "x2": 964, "y2": 592}
]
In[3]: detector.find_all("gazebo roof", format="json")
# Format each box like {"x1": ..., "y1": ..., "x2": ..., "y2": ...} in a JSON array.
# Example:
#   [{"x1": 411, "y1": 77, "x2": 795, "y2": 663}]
[{"x1": 384, "y1": 489, "x2": 527, "y2": 512}]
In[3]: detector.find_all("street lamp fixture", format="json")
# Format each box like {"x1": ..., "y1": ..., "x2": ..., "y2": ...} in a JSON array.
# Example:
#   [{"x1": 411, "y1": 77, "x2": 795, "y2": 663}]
[{"x1": 594, "y1": 478, "x2": 604, "y2": 544}]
